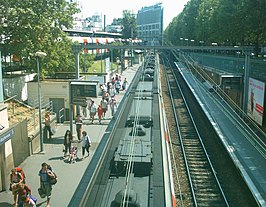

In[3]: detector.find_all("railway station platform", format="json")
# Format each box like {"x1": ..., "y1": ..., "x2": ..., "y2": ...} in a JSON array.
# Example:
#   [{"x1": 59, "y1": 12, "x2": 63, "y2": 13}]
[
  {"x1": 0, "y1": 65, "x2": 138, "y2": 207},
  {"x1": 176, "y1": 63, "x2": 266, "y2": 207}
]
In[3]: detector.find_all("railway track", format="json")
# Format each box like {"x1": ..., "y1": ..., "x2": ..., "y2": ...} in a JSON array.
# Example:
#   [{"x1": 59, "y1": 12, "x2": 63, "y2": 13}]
[{"x1": 162, "y1": 60, "x2": 229, "y2": 207}]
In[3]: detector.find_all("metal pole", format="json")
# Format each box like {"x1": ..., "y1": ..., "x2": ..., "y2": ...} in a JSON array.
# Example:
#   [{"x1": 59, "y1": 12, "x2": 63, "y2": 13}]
[
  {"x1": 73, "y1": 45, "x2": 80, "y2": 116},
  {"x1": 69, "y1": 81, "x2": 73, "y2": 134},
  {"x1": 131, "y1": 28, "x2": 133, "y2": 67},
  {"x1": 101, "y1": 51, "x2": 103, "y2": 73},
  {"x1": 111, "y1": 49, "x2": 113, "y2": 70},
  {"x1": 243, "y1": 47, "x2": 251, "y2": 113},
  {"x1": 83, "y1": 52, "x2": 86, "y2": 72},
  {"x1": 37, "y1": 57, "x2": 43, "y2": 152},
  {"x1": 74, "y1": 48, "x2": 80, "y2": 80},
  {"x1": 0, "y1": 50, "x2": 3, "y2": 102}
]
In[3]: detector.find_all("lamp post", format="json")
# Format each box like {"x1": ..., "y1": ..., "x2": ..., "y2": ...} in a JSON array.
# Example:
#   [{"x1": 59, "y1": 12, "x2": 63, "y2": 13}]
[
  {"x1": 191, "y1": 39, "x2": 195, "y2": 53},
  {"x1": 185, "y1": 38, "x2": 189, "y2": 46},
  {"x1": 35, "y1": 51, "x2": 47, "y2": 153}
]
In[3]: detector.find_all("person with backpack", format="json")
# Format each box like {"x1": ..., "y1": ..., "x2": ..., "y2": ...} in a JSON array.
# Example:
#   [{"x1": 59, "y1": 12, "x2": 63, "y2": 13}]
[{"x1": 38, "y1": 163, "x2": 56, "y2": 207}]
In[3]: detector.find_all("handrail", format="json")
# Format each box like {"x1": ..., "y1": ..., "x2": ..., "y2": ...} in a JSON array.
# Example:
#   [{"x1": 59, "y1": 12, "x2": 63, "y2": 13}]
[{"x1": 58, "y1": 108, "x2": 65, "y2": 123}]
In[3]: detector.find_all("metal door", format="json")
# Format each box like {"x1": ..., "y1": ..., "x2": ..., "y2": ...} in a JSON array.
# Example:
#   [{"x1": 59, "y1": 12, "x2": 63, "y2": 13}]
[{"x1": 50, "y1": 98, "x2": 65, "y2": 123}]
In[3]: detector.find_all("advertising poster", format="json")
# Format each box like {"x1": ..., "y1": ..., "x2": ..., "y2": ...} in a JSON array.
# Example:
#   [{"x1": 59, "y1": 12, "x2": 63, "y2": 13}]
[{"x1": 247, "y1": 78, "x2": 265, "y2": 126}]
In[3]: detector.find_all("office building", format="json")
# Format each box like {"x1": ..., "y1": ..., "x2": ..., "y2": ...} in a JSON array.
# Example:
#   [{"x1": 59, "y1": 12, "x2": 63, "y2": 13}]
[{"x1": 137, "y1": 3, "x2": 163, "y2": 46}]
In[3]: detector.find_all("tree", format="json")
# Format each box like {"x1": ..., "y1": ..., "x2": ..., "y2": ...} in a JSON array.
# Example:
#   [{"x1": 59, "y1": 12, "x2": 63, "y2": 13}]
[
  {"x1": 164, "y1": 0, "x2": 266, "y2": 51},
  {"x1": 0, "y1": 0, "x2": 80, "y2": 76},
  {"x1": 121, "y1": 10, "x2": 137, "y2": 39}
]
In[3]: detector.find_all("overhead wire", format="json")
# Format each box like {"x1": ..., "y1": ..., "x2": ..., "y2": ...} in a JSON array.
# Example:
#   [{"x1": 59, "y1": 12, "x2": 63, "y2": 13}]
[{"x1": 120, "y1": 51, "x2": 155, "y2": 207}]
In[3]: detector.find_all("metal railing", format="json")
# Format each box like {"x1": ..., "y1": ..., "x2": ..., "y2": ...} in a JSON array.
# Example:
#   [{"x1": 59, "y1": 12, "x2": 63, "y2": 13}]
[{"x1": 58, "y1": 108, "x2": 65, "y2": 123}]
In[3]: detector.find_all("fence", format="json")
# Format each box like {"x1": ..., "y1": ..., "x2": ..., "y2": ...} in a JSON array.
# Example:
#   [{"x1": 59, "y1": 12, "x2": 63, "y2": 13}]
[{"x1": 189, "y1": 53, "x2": 266, "y2": 82}]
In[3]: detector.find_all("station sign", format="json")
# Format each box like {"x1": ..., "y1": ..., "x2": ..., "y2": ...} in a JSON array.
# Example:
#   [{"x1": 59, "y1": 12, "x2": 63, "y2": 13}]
[{"x1": 0, "y1": 128, "x2": 14, "y2": 145}]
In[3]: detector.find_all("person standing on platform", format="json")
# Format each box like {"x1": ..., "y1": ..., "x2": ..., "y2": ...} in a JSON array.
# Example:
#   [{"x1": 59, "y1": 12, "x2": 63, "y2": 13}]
[
  {"x1": 75, "y1": 115, "x2": 83, "y2": 140},
  {"x1": 63, "y1": 130, "x2": 73, "y2": 157},
  {"x1": 81, "y1": 131, "x2": 91, "y2": 159},
  {"x1": 44, "y1": 112, "x2": 52, "y2": 141}
]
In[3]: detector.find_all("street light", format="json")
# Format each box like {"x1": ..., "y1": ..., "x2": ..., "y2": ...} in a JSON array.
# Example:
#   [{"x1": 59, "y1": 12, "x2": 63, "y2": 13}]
[
  {"x1": 180, "y1": 38, "x2": 183, "y2": 46},
  {"x1": 35, "y1": 51, "x2": 47, "y2": 153}
]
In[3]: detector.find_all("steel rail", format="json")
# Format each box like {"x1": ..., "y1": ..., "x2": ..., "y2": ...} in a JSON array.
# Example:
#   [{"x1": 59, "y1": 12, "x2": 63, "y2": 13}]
[{"x1": 165, "y1": 59, "x2": 229, "y2": 207}]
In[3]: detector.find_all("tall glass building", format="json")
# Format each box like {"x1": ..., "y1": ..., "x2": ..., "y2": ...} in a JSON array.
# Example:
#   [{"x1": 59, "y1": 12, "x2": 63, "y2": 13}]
[{"x1": 137, "y1": 3, "x2": 163, "y2": 46}]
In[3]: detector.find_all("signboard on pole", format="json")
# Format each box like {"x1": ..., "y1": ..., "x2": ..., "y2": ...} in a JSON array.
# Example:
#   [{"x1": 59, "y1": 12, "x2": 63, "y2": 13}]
[
  {"x1": 70, "y1": 81, "x2": 98, "y2": 105},
  {"x1": 247, "y1": 78, "x2": 265, "y2": 126}
]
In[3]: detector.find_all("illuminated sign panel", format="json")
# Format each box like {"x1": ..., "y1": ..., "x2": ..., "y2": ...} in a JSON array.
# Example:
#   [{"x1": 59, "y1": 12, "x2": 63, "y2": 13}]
[
  {"x1": 70, "y1": 82, "x2": 98, "y2": 105},
  {"x1": 247, "y1": 78, "x2": 265, "y2": 126}
]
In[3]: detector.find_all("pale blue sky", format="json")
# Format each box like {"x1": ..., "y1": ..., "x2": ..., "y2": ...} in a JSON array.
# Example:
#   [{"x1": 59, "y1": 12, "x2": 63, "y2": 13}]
[{"x1": 81, "y1": 0, "x2": 190, "y2": 28}]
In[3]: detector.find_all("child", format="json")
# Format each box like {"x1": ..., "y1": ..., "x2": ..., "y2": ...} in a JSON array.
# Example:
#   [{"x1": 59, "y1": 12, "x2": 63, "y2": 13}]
[
  {"x1": 97, "y1": 104, "x2": 103, "y2": 124},
  {"x1": 20, "y1": 195, "x2": 36, "y2": 207},
  {"x1": 68, "y1": 145, "x2": 77, "y2": 163}
]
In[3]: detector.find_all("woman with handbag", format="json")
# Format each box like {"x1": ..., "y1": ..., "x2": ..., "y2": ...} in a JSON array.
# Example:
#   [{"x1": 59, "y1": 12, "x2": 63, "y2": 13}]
[
  {"x1": 81, "y1": 131, "x2": 91, "y2": 159},
  {"x1": 38, "y1": 163, "x2": 55, "y2": 207}
]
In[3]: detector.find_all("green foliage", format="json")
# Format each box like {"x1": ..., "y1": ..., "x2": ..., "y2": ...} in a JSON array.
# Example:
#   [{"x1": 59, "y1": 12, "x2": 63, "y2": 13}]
[
  {"x1": 122, "y1": 10, "x2": 137, "y2": 39},
  {"x1": 0, "y1": 0, "x2": 80, "y2": 76},
  {"x1": 79, "y1": 52, "x2": 95, "y2": 72},
  {"x1": 164, "y1": 0, "x2": 266, "y2": 50},
  {"x1": 110, "y1": 41, "x2": 123, "y2": 62}
]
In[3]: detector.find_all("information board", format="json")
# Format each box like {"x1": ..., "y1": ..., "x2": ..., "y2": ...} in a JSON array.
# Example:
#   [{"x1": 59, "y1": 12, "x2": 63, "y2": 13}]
[{"x1": 70, "y1": 82, "x2": 98, "y2": 105}]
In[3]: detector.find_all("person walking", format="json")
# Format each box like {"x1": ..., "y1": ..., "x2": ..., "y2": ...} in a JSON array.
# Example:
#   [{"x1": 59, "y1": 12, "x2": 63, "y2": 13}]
[
  {"x1": 44, "y1": 113, "x2": 52, "y2": 141},
  {"x1": 97, "y1": 104, "x2": 103, "y2": 124},
  {"x1": 16, "y1": 183, "x2": 34, "y2": 207},
  {"x1": 63, "y1": 130, "x2": 73, "y2": 157},
  {"x1": 101, "y1": 98, "x2": 108, "y2": 118},
  {"x1": 115, "y1": 79, "x2": 121, "y2": 94},
  {"x1": 81, "y1": 100, "x2": 88, "y2": 118},
  {"x1": 109, "y1": 85, "x2": 116, "y2": 99},
  {"x1": 20, "y1": 196, "x2": 36, "y2": 207},
  {"x1": 110, "y1": 98, "x2": 116, "y2": 116},
  {"x1": 75, "y1": 115, "x2": 83, "y2": 140},
  {"x1": 10, "y1": 168, "x2": 24, "y2": 206},
  {"x1": 122, "y1": 78, "x2": 128, "y2": 91},
  {"x1": 38, "y1": 163, "x2": 55, "y2": 207},
  {"x1": 89, "y1": 100, "x2": 97, "y2": 124},
  {"x1": 81, "y1": 131, "x2": 91, "y2": 159}
]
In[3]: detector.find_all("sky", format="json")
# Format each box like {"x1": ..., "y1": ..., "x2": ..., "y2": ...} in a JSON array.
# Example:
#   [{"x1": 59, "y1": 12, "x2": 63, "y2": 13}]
[{"x1": 81, "y1": 0, "x2": 190, "y2": 29}]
